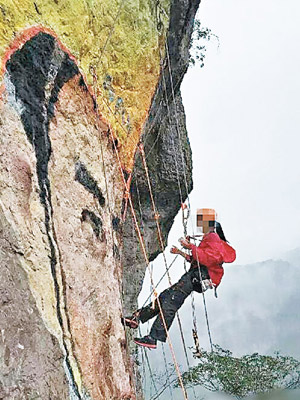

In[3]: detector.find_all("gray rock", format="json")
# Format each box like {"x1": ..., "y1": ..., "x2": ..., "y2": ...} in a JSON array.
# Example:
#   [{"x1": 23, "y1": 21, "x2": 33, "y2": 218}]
[
  {"x1": 0, "y1": 212, "x2": 69, "y2": 400},
  {"x1": 122, "y1": 0, "x2": 200, "y2": 315}
]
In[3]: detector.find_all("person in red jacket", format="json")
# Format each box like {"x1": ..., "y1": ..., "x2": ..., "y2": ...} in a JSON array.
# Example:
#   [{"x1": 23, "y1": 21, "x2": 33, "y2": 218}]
[{"x1": 124, "y1": 212, "x2": 236, "y2": 349}]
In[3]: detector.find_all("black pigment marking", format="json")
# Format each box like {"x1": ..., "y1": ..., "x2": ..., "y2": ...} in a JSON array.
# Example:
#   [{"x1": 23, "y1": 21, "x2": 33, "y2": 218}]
[
  {"x1": 79, "y1": 76, "x2": 88, "y2": 91},
  {"x1": 123, "y1": 169, "x2": 130, "y2": 182},
  {"x1": 113, "y1": 138, "x2": 118, "y2": 150},
  {"x1": 112, "y1": 216, "x2": 121, "y2": 232},
  {"x1": 6, "y1": 32, "x2": 81, "y2": 399},
  {"x1": 81, "y1": 209, "x2": 103, "y2": 239},
  {"x1": 92, "y1": 96, "x2": 97, "y2": 111},
  {"x1": 6, "y1": 33, "x2": 79, "y2": 209},
  {"x1": 34, "y1": 2, "x2": 41, "y2": 15},
  {"x1": 75, "y1": 161, "x2": 105, "y2": 207},
  {"x1": 113, "y1": 244, "x2": 120, "y2": 260},
  {"x1": 52, "y1": 226, "x2": 84, "y2": 382}
]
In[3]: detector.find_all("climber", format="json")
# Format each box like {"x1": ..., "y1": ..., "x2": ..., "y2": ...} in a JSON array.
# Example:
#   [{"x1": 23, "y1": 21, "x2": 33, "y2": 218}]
[{"x1": 123, "y1": 209, "x2": 236, "y2": 349}]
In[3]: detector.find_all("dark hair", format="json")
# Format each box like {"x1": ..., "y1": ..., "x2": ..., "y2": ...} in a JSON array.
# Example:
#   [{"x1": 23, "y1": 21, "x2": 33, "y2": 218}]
[{"x1": 216, "y1": 222, "x2": 228, "y2": 242}]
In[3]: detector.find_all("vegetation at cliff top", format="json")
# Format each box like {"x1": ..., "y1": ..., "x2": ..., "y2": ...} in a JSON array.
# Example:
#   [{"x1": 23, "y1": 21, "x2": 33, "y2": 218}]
[{"x1": 190, "y1": 19, "x2": 219, "y2": 68}]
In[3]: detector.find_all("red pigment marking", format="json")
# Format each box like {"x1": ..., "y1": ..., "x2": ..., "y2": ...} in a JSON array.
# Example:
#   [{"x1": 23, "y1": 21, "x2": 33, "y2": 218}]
[
  {"x1": 0, "y1": 26, "x2": 110, "y2": 131},
  {"x1": 0, "y1": 25, "x2": 94, "y2": 98},
  {"x1": 0, "y1": 25, "x2": 137, "y2": 171},
  {"x1": 1, "y1": 25, "x2": 78, "y2": 75}
]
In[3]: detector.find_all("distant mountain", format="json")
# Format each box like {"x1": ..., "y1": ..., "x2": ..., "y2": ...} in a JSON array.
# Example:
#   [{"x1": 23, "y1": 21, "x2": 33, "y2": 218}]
[
  {"x1": 142, "y1": 250, "x2": 300, "y2": 400},
  {"x1": 211, "y1": 254, "x2": 300, "y2": 358},
  {"x1": 280, "y1": 247, "x2": 300, "y2": 268}
]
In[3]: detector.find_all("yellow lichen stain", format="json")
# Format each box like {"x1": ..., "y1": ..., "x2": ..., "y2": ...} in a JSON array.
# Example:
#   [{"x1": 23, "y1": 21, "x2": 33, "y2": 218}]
[
  {"x1": 0, "y1": 0, "x2": 171, "y2": 169},
  {"x1": 0, "y1": 1, "x2": 171, "y2": 394}
]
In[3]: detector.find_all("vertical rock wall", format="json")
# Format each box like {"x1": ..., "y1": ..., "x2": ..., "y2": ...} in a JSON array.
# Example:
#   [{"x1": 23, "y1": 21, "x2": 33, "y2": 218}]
[
  {"x1": 122, "y1": 0, "x2": 200, "y2": 315},
  {"x1": 0, "y1": 0, "x2": 172, "y2": 168},
  {"x1": 0, "y1": 0, "x2": 201, "y2": 399},
  {"x1": 0, "y1": 211, "x2": 69, "y2": 399},
  {"x1": 0, "y1": 33, "x2": 132, "y2": 399}
]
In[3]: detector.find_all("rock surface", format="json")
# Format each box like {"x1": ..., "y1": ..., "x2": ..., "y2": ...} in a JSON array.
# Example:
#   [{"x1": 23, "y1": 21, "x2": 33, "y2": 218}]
[
  {"x1": 0, "y1": 1, "x2": 172, "y2": 168},
  {"x1": 0, "y1": 0, "x2": 200, "y2": 399},
  {"x1": 0, "y1": 211, "x2": 69, "y2": 400},
  {"x1": 122, "y1": 0, "x2": 200, "y2": 315},
  {"x1": 0, "y1": 34, "x2": 132, "y2": 399}
]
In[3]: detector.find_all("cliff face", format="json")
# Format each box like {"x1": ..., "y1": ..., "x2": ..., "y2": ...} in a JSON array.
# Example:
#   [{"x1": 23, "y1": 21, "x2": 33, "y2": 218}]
[
  {"x1": 0, "y1": 1, "x2": 200, "y2": 399},
  {"x1": 0, "y1": 35, "x2": 129, "y2": 399},
  {"x1": 122, "y1": 0, "x2": 199, "y2": 314}
]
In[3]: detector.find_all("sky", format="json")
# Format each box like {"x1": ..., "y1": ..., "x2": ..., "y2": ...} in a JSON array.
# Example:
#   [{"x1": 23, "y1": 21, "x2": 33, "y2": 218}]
[
  {"x1": 181, "y1": 0, "x2": 300, "y2": 265},
  {"x1": 137, "y1": 1, "x2": 300, "y2": 399}
]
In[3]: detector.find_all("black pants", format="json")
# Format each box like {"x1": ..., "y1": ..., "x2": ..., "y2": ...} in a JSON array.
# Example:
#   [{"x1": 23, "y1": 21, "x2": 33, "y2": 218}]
[{"x1": 138, "y1": 265, "x2": 210, "y2": 342}]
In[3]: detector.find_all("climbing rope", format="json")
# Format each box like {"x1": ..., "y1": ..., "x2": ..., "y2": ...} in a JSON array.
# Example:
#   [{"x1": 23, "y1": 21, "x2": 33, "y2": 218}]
[
  {"x1": 85, "y1": 3, "x2": 188, "y2": 398},
  {"x1": 159, "y1": 43, "x2": 203, "y2": 354},
  {"x1": 108, "y1": 4, "x2": 213, "y2": 363},
  {"x1": 143, "y1": 68, "x2": 187, "y2": 157},
  {"x1": 181, "y1": 205, "x2": 200, "y2": 356},
  {"x1": 118, "y1": 151, "x2": 188, "y2": 399},
  {"x1": 140, "y1": 254, "x2": 179, "y2": 309},
  {"x1": 92, "y1": 56, "x2": 188, "y2": 394},
  {"x1": 90, "y1": 68, "x2": 188, "y2": 399},
  {"x1": 88, "y1": 2, "x2": 216, "y2": 397},
  {"x1": 94, "y1": 0, "x2": 126, "y2": 70},
  {"x1": 93, "y1": 43, "x2": 209, "y2": 361},
  {"x1": 139, "y1": 343, "x2": 147, "y2": 396},
  {"x1": 159, "y1": 33, "x2": 215, "y2": 353},
  {"x1": 138, "y1": 142, "x2": 197, "y2": 400},
  {"x1": 89, "y1": 72, "x2": 141, "y2": 400},
  {"x1": 138, "y1": 326, "x2": 158, "y2": 397},
  {"x1": 162, "y1": 343, "x2": 174, "y2": 400},
  {"x1": 135, "y1": 172, "x2": 199, "y2": 338}
]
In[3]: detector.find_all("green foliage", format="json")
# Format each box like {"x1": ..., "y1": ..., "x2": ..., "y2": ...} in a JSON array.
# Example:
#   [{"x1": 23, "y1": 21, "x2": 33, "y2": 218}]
[
  {"x1": 175, "y1": 345, "x2": 300, "y2": 399},
  {"x1": 189, "y1": 19, "x2": 219, "y2": 68}
]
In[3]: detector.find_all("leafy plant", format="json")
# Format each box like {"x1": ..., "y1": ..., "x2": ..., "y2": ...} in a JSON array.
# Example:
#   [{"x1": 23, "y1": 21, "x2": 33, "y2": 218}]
[
  {"x1": 189, "y1": 19, "x2": 219, "y2": 68},
  {"x1": 175, "y1": 345, "x2": 300, "y2": 399}
]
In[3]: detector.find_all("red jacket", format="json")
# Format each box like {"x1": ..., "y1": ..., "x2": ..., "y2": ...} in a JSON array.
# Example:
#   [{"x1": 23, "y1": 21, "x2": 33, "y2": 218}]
[{"x1": 190, "y1": 232, "x2": 236, "y2": 287}]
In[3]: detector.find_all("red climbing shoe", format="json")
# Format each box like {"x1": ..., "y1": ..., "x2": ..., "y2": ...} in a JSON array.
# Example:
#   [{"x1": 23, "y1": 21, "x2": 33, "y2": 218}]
[
  {"x1": 122, "y1": 315, "x2": 139, "y2": 329},
  {"x1": 134, "y1": 335, "x2": 157, "y2": 349}
]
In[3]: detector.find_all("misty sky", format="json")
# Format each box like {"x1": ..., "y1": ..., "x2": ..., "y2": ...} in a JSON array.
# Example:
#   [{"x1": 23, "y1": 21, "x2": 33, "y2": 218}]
[
  {"x1": 182, "y1": 0, "x2": 300, "y2": 265},
  {"x1": 137, "y1": 1, "x2": 300, "y2": 399}
]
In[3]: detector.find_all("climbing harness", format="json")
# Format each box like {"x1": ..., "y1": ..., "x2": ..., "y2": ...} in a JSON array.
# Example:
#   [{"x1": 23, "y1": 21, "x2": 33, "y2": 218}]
[{"x1": 199, "y1": 278, "x2": 215, "y2": 292}]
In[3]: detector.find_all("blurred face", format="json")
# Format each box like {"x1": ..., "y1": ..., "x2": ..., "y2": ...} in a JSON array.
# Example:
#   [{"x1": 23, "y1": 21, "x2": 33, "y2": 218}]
[{"x1": 196, "y1": 208, "x2": 216, "y2": 234}]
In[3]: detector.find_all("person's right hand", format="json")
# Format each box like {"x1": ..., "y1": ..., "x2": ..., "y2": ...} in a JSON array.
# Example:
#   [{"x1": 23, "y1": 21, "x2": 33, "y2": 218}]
[
  {"x1": 179, "y1": 237, "x2": 192, "y2": 249},
  {"x1": 170, "y1": 246, "x2": 180, "y2": 254}
]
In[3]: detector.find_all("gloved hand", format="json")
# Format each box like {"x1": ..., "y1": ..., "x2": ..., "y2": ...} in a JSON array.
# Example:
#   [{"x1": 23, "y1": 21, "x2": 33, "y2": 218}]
[{"x1": 179, "y1": 237, "x2": 192, "y2": 250}]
